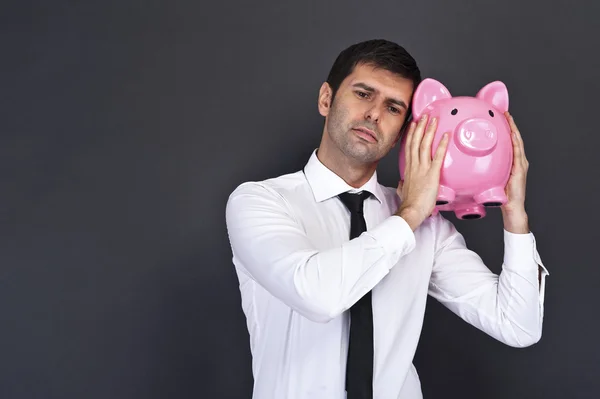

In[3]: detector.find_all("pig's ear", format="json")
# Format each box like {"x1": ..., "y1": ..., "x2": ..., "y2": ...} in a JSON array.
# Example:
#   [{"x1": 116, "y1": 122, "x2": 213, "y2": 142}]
[
  {"x1": 412, "y1": 78, "x2": 452, "y2": 119},
  {"x1": 476, "y1": 81, "x2": 509, "y2": 112}
]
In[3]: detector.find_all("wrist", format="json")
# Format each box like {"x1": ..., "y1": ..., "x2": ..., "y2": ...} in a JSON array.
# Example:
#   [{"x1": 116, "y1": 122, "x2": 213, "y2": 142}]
[
  {"x1": 501, "y1": 205, "x2": 530, "y2": 234},
  {"x1": 396, "y1": 205, "x2": 423, "y2": 231}
]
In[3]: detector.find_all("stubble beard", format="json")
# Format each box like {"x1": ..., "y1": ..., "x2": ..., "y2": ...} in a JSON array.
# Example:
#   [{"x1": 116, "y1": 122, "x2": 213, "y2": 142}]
[{"x1": 326, "y1": 99, "x2": 384, "y2": 165}]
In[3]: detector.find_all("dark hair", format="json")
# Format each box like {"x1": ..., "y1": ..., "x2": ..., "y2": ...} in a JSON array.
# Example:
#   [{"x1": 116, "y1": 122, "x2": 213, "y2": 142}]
[{"x1": 326, "y1": 39, "x2": 422, "y2": 133}]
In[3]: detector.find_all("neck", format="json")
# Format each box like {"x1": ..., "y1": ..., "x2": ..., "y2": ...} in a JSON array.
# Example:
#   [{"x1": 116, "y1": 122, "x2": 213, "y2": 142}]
[{"x1": 316, "y1": 138, "x2": 377, "y2": 189}]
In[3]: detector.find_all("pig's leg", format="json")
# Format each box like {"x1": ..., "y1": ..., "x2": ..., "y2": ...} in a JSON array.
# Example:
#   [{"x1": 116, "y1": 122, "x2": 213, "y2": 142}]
[
  {"x1": 474, "y1": 187, "x2": 507, "y2": 207},
  {"x1": 455, "y1": 204, "x2": 486, "y2": 220},
  {"x1": 436, "y1": 185, "x2": 455, "y2": 205}
]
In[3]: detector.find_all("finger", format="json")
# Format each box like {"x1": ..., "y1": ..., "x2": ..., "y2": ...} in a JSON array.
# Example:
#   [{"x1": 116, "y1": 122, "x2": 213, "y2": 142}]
[
  {"x1": 514, "y1": 130, "x2": 529, "y2": 169},
  {"x1": 510, "y1": 129, "x2": 530, "y2": 174},
  {"x1": 420, "y1": 117, "x2": 438, "y2": 165},
  {"x1": 506, "y1": 112, "x2": 528, "y2": 167},
  {"x1": 431, "y1": 132, "x2": 450, "y2": 170},
  {"x1": 512, "y1": 137, "x2": 528, "y2": 175},
  {"x1": 403, "y1": 121, "x2": 416, "y2": 170},
  {"x1": 513, "y1": 123, "x2": 528, "y2": 166},
  {"x1": 404, "y1": 121, "x2": 416, "y2": 154},
  {"x1": 410, "y1": 114, "x2": 428, "y2": 166},
  {"x1": 512, "y1": 130, "x2": 522, "y2": 164},
  {"x1": 506, "y1": 112, "x2": 524, "y2": 147},
  {"x1": 505, "y1": 111, "x2": 518, "y2": 134},
  {"x1": 396, "y1": 179, "x2": 404, "y2": 200}
]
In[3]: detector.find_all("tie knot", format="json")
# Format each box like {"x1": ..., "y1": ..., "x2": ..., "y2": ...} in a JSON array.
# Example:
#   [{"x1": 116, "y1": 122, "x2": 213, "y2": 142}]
[{"x1": 338, "y1": 191, "x2": 371, "y2": 214}]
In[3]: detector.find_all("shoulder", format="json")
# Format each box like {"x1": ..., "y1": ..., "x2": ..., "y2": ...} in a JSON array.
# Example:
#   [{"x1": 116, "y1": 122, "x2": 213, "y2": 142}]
[
  {"x1": 226, "y1": 170, "x2": 308, "y2": 216},
  {"x1": 229, "y1": 171, "x2": 306, "y2": 200}
]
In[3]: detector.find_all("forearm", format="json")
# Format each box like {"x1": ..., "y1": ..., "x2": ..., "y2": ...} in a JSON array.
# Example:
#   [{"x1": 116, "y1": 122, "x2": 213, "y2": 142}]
[
  {"x1": 429, "y1": 219, "x2": 548, "y2": 348},
  {"x1": 488, "y1": 231, "x2": 548, "y2": 346},
  {"x1": 495, "y1": 234, "x2": 545, "y2": 346},
  {"x1": 226, "y1": 183, "x2": 416, "y2": 323}
]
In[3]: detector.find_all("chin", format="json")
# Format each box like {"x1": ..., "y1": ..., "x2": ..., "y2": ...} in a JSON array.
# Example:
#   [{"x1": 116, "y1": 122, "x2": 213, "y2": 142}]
[{"x1": 344, "y1": 146, "x2": 380, "y2": 164}]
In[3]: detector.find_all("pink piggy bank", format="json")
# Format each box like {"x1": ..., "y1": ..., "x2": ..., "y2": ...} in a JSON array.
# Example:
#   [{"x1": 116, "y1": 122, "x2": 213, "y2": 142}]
[{"x1": 398, "y1": 78, "x2": 513, "y2": 220}]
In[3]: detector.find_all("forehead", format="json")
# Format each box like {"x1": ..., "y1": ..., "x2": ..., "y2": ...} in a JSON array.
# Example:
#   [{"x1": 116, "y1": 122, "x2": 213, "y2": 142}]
[{"x1": 342, "y1": 63, "x2": 414, "y2": 99}]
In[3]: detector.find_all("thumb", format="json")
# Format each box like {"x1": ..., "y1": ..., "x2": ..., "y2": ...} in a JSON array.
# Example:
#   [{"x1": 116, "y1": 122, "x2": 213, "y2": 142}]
[{"x1": 397, "y1": 179, "x2": 404, "y2": 201}]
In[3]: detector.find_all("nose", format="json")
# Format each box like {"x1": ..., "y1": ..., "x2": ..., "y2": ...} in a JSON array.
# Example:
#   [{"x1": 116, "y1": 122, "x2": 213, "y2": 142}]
[
  {"x1": 365, "y1": 105, "x2": 380, "y2": 123},
  {"x1": 454, "y1": 118, "x2": 498, "y2": 156}
]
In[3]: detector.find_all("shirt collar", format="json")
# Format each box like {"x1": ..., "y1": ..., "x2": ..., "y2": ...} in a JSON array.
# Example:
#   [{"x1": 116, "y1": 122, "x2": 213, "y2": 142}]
[{"x1": 303, "y1": 149, "x2": 384, "y2": 204}]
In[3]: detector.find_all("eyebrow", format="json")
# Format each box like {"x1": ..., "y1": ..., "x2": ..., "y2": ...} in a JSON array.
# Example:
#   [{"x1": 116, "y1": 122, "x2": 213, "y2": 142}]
[{"x1": 352, "y1": 82, "x2": 408, "y2": 110}]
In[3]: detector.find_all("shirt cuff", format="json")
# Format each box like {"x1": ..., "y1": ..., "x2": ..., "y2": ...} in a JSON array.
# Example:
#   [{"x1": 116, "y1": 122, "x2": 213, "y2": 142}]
[
  {"x1": 503, "y1": 229, "x2": 549, "y2": 277},
  {"x1": 364, "y1": 215, "x2": 416, "y2": 256}
]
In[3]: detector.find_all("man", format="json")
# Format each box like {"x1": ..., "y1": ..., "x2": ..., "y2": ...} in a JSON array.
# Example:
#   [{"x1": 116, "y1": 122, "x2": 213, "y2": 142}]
[{"x1": 225, "y1": 39, "x2": 548, "y2": 399}]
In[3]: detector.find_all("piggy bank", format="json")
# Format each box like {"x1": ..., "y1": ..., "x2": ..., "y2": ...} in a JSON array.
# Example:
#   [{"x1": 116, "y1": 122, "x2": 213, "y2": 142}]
[{"x1": 398, "y1": 78, "x2": 513, "y2": 220}]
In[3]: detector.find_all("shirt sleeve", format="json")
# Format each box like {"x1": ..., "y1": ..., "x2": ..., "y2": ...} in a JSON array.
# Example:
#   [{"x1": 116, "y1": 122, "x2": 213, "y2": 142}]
[
  {"x1": 427, "y1": 214, "x2": 549, "y2": 347},
  {"x1": 225, "y1": 182, "x2": 416, "y2": 323}
]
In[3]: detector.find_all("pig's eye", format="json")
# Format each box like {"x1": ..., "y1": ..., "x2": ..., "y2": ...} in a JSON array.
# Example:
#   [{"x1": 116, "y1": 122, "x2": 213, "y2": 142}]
[
  {"x1": 451, "y1": 108, "x2": 458, "y2": 115},
  {"x1": 489, "y1": 110, "x2": 494, "y2": 117}
]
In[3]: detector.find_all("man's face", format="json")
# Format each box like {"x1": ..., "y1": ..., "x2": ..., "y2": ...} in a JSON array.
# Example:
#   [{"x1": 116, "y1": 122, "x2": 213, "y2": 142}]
[{"x1": 319, "y1": 63, "x2": 414, "y2": 164}]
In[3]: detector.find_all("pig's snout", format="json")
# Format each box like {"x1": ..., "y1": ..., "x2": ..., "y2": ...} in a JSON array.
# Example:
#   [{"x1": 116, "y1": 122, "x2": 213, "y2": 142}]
[{"x1": 454, "y1": 118, "x2": 498, "y2": 156}]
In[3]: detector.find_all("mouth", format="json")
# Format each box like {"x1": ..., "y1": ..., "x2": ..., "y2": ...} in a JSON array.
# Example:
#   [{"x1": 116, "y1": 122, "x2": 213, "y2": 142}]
[{"x1": 352, "y1": 127, "x2": 378, "y2": 143}]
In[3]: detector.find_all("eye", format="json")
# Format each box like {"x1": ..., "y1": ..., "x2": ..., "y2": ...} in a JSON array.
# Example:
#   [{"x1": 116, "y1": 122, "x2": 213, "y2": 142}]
[
  {"x1": 388, "y1": 106, "x2": 400, "y2": 114},
  {"x1": 488, "y1": 110, "x2": 494, "y2": 117},
  {"x1": 451, "y1": 108, "x2": 458, "y2": 115},
  {"x1": 356, "y1": 91, "x2": 369, "y2": 99}
]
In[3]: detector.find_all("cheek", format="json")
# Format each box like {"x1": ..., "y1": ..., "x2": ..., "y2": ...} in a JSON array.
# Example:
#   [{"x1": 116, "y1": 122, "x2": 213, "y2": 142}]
[
  {"x1": 381, "y1": 117, "x2": 405, "y2": 140},
  {"x1": 346, "y1": 98, "x2": 368, "y2": 118},
  {"x1": 328, "y1": 101, "x2": 353, "y2": 131},
  {"x1": 341, "y1": 103, "x2": 368, "y2": 127}
]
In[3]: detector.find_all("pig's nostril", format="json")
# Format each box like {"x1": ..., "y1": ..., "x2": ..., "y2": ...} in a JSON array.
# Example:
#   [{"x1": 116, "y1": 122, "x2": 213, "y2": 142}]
[
  {"x1": 455, "y1": 118, "x2": 498, "y2": 156},
  {"x1": 483, "y1": 201, "x2": 502, "y2": 207}
]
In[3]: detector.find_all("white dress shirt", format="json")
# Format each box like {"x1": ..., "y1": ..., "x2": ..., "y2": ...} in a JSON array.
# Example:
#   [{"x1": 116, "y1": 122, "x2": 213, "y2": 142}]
[{"x1": 225, "y1": 149, "x2": 549, "y2": 399}]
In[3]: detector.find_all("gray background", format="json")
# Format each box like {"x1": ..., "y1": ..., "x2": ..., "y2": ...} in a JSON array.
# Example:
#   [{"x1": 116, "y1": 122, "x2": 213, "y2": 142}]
[{"x1": 1, "y1": 0, "x2": 597, "y2": 398}]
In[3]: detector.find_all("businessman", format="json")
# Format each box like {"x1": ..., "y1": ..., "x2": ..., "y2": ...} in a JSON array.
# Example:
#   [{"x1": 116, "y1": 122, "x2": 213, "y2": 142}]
[{"x1": 225, "y1": 39, "x2": 548, "y2": 399}]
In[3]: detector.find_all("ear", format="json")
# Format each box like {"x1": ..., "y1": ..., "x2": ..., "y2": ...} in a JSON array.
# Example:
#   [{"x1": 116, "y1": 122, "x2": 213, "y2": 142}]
[
  {"x1": 476, "y1": 81, "x2": 509, "y2": 112},
  {"x1": 412, "y1": 78, "x2": 452, "y2": 119},
  {"x1": 318, "y1": 82, "x2": 333, "y2": 117}
]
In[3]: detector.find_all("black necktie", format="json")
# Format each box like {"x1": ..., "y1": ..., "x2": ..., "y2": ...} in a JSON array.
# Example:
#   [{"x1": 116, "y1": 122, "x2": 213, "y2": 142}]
[{"x1": 338, "y1": 191, "x2": 374, "y2": 399}]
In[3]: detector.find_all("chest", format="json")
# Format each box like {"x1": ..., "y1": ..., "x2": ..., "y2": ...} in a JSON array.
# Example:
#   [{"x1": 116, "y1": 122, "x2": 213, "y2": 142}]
[{"x1": 296, "y1": 198, "x2": 435, "y2": 295}]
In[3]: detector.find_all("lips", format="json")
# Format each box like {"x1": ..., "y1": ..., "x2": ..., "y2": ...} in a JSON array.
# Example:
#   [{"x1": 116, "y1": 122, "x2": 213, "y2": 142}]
[{"x1": 352, "y1": 127, "x2": 378, "y2": 143}]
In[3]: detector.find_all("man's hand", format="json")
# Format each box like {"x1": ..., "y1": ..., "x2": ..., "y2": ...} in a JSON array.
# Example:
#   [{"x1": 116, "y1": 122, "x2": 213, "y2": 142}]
[
  {"x1": 501, "y1": 112, "x2": 530, "y2": 234},
  {"x1": 396, "y1": 114, "x2": 450, "y2": 231}
]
